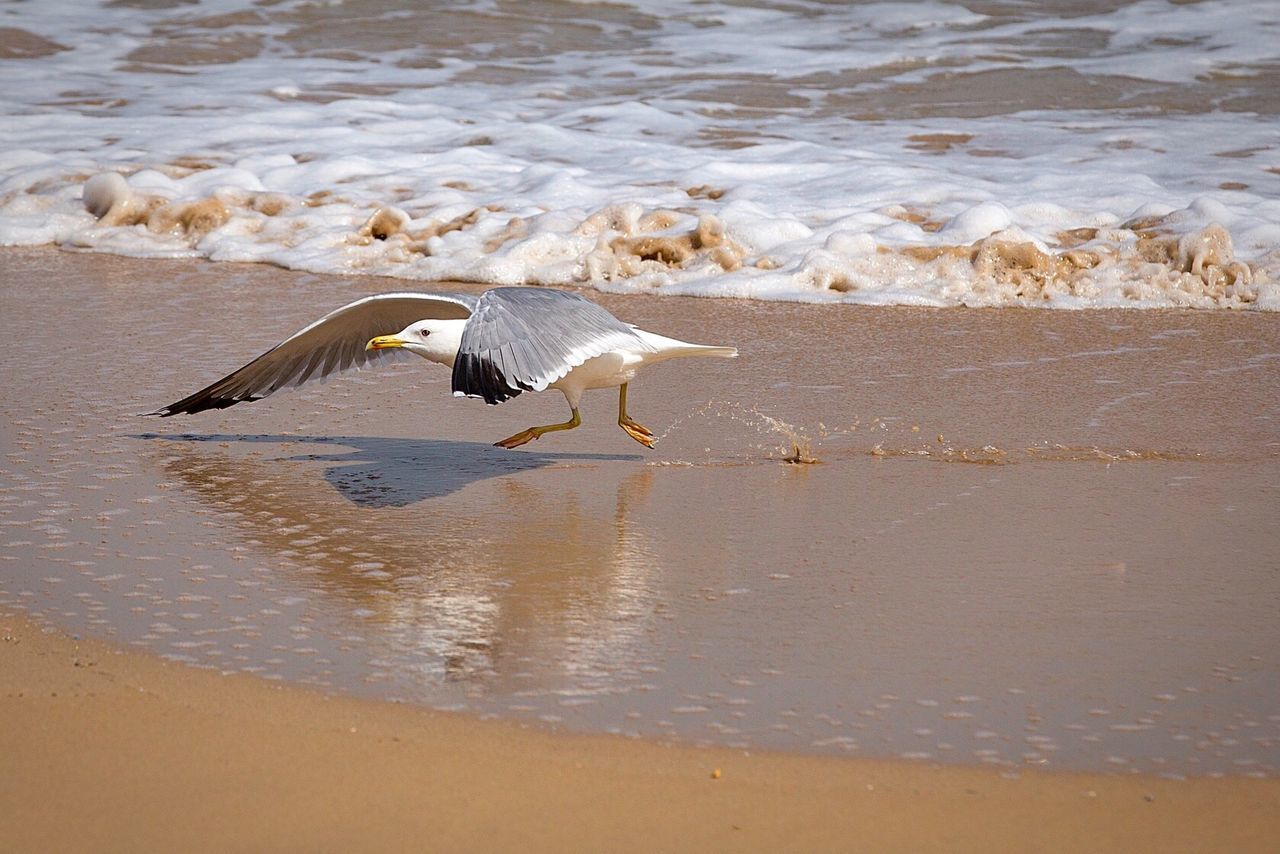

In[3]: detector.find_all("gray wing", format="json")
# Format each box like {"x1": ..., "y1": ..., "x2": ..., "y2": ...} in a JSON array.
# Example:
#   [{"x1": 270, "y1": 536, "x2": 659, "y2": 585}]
[
  {"x1": 452, "y1": 287, "x2": 651, "y2": 405},
  {"x1": 152, "y1": 291, "x2": 477, "y2": 416}
]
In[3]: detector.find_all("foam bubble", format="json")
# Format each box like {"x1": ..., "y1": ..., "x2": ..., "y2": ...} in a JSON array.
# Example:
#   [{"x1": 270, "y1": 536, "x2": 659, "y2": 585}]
[{"x1": 940, "y1": 203, "x2": 1013, "y2": 243}]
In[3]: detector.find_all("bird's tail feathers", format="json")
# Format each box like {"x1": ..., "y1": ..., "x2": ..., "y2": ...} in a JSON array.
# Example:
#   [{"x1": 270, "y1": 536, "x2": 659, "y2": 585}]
[
  {"x1": 634, "y1": 329, "x2": 738, "y2": 360},
  {"x1": 686, "y1": 345, "x2": 738, "y2": 359}
]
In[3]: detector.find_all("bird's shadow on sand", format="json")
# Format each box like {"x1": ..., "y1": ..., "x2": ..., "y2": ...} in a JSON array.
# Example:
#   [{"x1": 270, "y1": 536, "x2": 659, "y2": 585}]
[{"x1": 137, "y1": 433, "x2": 641, "y2": 508}]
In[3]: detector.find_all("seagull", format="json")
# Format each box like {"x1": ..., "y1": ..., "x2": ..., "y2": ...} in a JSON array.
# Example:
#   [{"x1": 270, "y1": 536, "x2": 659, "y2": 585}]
[{"x1": 152, "y1": 287, "x2": 737, "y2": 449}]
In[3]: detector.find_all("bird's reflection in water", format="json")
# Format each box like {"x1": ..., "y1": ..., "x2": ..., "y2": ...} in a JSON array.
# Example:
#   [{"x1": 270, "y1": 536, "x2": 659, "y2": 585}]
[{"x1": 151, "y1": 434, "x2": 661, "y2": 699}]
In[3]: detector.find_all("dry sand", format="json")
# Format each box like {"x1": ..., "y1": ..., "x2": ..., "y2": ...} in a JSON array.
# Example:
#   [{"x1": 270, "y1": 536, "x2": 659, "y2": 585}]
[
  {"x1": 2, "y1": 247, "x2": 1279, "y2": 850},
  {"x1": 4, "y1": 611, "x2": 1279, "y2": 853}
]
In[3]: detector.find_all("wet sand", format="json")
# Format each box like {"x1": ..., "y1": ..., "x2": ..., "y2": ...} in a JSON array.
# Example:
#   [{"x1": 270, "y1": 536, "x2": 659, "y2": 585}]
[
  {"x1": 4, "y1": 611, "x2": 1278, "y2": 853},
  {"x1": 1, "y1": 246, "x2": 1279, "y2": 846}
]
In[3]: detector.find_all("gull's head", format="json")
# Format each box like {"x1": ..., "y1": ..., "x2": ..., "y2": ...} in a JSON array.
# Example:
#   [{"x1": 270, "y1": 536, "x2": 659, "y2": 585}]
[{"x1": 366, "y1": 318, "x2": 465, "y2": 366}]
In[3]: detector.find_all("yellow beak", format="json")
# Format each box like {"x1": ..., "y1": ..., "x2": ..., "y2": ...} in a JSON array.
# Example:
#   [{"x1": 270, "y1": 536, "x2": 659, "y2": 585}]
[{"x1": 366, "y1": 334, "x2": 407, "y2": 351}]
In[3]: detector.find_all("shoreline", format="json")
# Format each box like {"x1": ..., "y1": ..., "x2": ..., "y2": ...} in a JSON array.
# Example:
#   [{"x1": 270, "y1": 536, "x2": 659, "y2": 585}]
[
  {"x1": 2, "y1": 246, "x2": 1278, "y2": 775},
  {"x1": 5, "y1": 608, "x2": 1279, "y2": 853}
]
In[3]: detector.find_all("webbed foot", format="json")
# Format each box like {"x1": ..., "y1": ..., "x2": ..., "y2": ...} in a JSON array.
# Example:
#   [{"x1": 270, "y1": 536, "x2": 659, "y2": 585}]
[
  {"x1": 494, "y1": 408, "x2": 581, "y2": 450},
  {"x1": 619, "y1": 416, "x2": 655, "y2": 449}
]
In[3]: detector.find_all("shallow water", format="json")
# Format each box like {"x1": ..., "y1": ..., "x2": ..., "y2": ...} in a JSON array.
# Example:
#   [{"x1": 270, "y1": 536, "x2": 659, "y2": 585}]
[
  {"x1": 1, "y1": 0, "x2": 1278, "y2": 307},
  {"x1": 2, "y1": 248, "x2": 1278, "y2": 776}
]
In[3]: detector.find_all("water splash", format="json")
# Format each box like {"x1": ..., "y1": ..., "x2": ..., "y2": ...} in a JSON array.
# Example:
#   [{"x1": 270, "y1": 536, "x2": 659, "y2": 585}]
[
  {"x1": 657, "y1": 400, "x2": 821, "y2": 464},
  {"x1": 868, "y1": 442, "x2": 1206, "y2": 465},
  {"x1": 871, "y1": 443, "x2": 1010, "y2": 465}
]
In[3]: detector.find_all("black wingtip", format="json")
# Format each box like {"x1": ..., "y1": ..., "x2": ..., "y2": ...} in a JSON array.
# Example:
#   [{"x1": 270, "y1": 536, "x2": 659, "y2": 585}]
[
  {"x1": 143, "y1": 394, "x2": 263, "y2": 418},
  {"x1": 451, "y1": 351, "x2": 523, "y2": 405}
]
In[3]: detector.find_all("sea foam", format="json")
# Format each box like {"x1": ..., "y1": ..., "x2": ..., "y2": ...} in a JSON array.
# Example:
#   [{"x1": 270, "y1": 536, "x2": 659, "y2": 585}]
[{"x1": 1, "y1": 0, "x2": 1277, "y2": 309}]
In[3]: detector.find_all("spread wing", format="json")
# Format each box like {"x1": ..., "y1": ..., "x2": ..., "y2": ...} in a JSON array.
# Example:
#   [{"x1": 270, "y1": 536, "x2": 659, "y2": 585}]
[
  {"x1": 152, "y1": 291, "x2": 478, "y2": 416},
  {"x1": 452, "y1": 287, "x2": 651, "y2": 404}
]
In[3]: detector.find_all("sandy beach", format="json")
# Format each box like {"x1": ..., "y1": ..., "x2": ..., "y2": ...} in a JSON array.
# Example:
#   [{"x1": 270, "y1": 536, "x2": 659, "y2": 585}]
[
  {"x1": 2, "y1": 246, "x2": 1279, "y2": 849},
  {"x1": 4, "y1": 610, "x2": 1279, "y2": 853}
]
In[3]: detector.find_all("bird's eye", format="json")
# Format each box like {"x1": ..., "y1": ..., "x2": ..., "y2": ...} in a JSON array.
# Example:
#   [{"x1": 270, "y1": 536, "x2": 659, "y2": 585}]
[{"x1": 419, "y1": 329, "x2": 430, "y2": 337}]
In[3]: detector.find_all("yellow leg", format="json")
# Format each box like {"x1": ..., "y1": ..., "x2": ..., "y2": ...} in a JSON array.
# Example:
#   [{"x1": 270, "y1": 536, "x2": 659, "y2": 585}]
[
  {"x1": 494, "y1": 408, "x2": 581, "y2": 449},
  {"x1": 617, "y1": 383, "x2": 655, "y2": 449}
]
